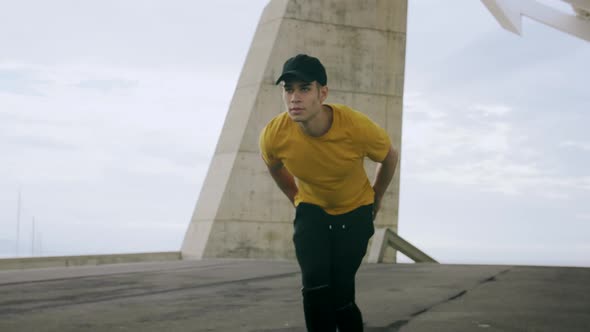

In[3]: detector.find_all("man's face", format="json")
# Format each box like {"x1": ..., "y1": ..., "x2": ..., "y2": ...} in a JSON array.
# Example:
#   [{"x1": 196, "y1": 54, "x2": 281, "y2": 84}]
[{"x1": 281, "y1": 80, "x2": 328, "y2": 123}]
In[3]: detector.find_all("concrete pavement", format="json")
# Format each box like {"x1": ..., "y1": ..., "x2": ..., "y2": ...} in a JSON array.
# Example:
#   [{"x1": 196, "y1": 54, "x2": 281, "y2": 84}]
[{"x1": 0, "y1": 259, "x2": 588, "y2": 331}]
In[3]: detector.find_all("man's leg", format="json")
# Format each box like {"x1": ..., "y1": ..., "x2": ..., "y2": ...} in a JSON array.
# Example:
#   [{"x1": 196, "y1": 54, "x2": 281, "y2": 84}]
[
  {"x1": 330, "y1": 204, "x2": 374, "y2": 332},
  {"x1": 293, "y1": 203, "x2": 336, "y2": 332}
]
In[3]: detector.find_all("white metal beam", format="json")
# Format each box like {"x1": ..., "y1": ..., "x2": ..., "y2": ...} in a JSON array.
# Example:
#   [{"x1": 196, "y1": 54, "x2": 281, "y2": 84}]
[
  {"x1": 563, "y1": 0, "x2": 590, "y2": 14},
  {"x1": 482, "y1": 0, "x2": 590, "y2": 42}
]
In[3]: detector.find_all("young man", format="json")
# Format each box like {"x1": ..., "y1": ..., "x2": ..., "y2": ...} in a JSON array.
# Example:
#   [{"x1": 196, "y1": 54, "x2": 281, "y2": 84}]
[{"x1": 259, "y1": 54, "x2": 398, "y2": 331}]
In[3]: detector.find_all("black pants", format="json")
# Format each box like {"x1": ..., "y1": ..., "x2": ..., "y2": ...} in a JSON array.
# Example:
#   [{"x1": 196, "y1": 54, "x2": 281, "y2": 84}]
[{"x1": 293, "y1": 203, "x2": 375, "y2": 332}]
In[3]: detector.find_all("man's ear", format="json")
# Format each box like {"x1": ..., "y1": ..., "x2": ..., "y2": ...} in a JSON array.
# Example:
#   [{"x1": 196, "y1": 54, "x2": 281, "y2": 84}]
[{"x1": 319, "y1": 84, "x2": 329, "y2": 102}]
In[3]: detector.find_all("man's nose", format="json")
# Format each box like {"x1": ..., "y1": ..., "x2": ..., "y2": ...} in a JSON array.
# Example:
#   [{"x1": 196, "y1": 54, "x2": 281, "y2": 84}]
[{"x1": 290, "y1": 91, "x2": 301, "y2": 103}]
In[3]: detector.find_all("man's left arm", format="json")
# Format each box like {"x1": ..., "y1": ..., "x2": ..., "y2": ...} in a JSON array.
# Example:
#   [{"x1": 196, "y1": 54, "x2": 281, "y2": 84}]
[{"x1": 372, "y1": 145, "x2": 399, "y2": 219}]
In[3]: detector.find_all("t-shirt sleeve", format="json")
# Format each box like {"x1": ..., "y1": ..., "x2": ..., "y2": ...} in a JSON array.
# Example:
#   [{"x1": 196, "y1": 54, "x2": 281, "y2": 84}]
[
  {"x1": 363, "y1": 118, "x2": 391, "y2": 162},
  {"x1": 259, "y1": 125, "x2": 280, "y2": 167}
]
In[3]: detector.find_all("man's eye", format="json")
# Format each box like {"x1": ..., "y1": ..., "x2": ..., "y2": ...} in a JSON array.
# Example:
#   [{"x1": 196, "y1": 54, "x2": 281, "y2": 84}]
[{"x1": 301, "y1": 87, "x2": 310, "y2": 91}]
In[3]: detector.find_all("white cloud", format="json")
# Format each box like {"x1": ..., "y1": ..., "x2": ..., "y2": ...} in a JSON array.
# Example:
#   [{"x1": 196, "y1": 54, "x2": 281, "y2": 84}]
[
  {"x1": 402, "y1": 93, "x2": 590, "y2": 197},
  {"x1": 574, "y1": 213, "x2": 590, "y2": 221},
  {"x1": 118, "y1": 222, "x2": 187, "y2": 230},
  {"x1": 404, "y1": 96, "x2": 519, "y2": 159},
  {"x1": 559, "y1": 140, "x2": 590, "y2": 151},
  {"x1": 410, "y1": 157, "x2": 590, "y2": 196},
  {"x1": 404, "y1": 92, "x2": 448, "y2": 119},
  {"x1": 470, "y1": 104, "x2": 512, "y2": 117},
  {"x1": 0, "y1": 1, "x2": 267, "y2": 69},
  {"x1": 75, "y1": 79, "x2": 139, "y2": 94},
  {"x1": 0, "y1": 62, "x2": 233, "y2": 184}
]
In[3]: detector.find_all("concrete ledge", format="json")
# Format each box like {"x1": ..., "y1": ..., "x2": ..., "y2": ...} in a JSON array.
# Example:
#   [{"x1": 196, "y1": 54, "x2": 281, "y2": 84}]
[{"x1": 0, "y1": 251, "x2": 181, "y2": 271}]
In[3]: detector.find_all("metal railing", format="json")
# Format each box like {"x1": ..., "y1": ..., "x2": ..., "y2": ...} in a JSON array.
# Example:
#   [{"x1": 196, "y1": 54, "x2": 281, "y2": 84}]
[{"x1": 368, "y1": 228, "x2": 438, "y2": 263}]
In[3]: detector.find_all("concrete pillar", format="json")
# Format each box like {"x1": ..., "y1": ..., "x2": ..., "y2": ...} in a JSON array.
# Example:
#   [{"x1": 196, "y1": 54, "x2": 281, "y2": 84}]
[{"x1": 181, "y1": 0, "x2": 407, "y2": 262}]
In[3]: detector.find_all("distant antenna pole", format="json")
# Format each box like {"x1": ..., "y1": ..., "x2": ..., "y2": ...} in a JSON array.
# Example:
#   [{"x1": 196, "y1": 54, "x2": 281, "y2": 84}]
[
  {"x1": 39, "y1": 232, "x2": 43, "y2": 256},
  {"x1": 16, "y1": 189, "x2": 21, "y2": 257},
  {"x1": 31, "y1": 217, "x2": 36, "y2": 256}
]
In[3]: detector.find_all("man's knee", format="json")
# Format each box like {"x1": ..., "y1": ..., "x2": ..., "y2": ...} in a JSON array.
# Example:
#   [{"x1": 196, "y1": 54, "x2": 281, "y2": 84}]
[
  {"x1": 331, "y1": 280, "x2": 355, "y2": 309},
  {"x1": 302, "y1": 283, "x2": 355, "y2": 310},
  {"x1": 302, "y1": 285, "x2": 332, "y2": 310}
]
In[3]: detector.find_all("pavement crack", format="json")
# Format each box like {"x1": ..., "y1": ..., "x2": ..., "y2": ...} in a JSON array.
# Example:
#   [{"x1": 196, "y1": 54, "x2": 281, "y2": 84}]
[
  {"x1": 447, "y1": 290, "x2": 467, "y2": 301},
  {"x1": 381, "y1": 268, "x2": 512, "y2": 331},
  {"x1": 370, "y1": 319, "x2": 409, "y2": 331}
]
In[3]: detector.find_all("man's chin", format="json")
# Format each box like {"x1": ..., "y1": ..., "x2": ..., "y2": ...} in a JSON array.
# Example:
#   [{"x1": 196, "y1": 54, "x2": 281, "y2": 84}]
[{"x1": 288, "y1": 114, "x2": 305, "y2": 122}]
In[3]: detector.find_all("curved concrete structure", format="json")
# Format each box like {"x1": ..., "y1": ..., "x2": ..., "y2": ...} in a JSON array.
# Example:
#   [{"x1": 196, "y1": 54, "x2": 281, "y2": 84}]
[{"x1": 181, "y1": 0, "x2": 408, "y2": 261}]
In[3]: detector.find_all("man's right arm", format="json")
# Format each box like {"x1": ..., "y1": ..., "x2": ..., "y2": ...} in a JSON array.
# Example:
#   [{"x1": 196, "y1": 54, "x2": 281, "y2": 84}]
[{"x1": 266, "y1": 161, "x2": 298, "y2": 206}]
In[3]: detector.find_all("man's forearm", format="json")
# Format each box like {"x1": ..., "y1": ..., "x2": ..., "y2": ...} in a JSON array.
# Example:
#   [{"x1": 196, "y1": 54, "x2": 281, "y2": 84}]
[
  {"x1": 372, "y1": 146, "x2": 399, "y2": 201},
  {"x1": 269, "y1": 164, "x2": 298, "y2": 205}
]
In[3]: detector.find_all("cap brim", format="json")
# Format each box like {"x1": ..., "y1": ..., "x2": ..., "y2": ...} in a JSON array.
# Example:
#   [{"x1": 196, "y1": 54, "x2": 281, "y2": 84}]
[{"x1": 275, "y1": 71, "x2": 314, "y2": 85}]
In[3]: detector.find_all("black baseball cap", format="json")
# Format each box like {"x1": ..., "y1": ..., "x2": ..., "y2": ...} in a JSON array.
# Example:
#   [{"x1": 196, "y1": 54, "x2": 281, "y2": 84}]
[{"x1": 275, "y1": 54, "x2": 327, "y2": 86}]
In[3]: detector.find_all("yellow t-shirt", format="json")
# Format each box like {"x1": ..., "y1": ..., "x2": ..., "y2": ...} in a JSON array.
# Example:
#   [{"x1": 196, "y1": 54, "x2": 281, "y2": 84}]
[{"x1": 259, "y1": 103, "x2": 391, "y2": 215}]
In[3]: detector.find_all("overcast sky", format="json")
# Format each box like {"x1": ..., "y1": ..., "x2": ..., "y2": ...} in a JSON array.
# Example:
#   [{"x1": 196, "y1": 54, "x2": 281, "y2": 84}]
[{"x1": 1, "y1": 0, "x2": 588, "y2": 267}]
